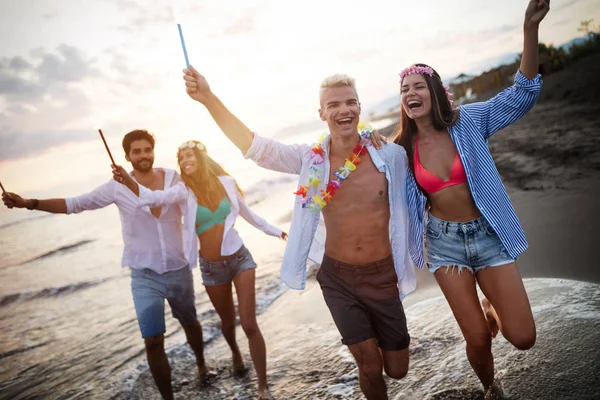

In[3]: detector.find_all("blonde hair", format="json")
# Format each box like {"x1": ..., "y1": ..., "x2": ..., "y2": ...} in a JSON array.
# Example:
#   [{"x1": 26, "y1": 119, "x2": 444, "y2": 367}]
[
  {"x1": 177, "y1": 140, "x2": 243, "y2": 209},
  {"x1": 319, "y1": 74, "x2": 357, "y2": 105}
]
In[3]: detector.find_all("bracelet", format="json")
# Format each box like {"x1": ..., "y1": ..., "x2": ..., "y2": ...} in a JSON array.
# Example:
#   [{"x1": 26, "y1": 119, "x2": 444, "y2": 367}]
[{"x1": 27, "y1": 199, "x2": 39, "y2": 210}]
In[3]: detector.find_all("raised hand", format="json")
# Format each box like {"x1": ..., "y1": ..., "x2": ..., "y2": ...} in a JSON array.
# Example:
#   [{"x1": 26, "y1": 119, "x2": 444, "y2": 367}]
[
  {"x1": 183, "y1": 65, "x2": 213, "y2": 104},
  {"x1": 524, "y1": 0, "x2": 550, "y2": 29},
  {"x1": 2, "y1": 192, "x2": 27, "y2": 209},
  {"x1": 112, "y1": 165, "x2": 139, "y2": 195}
]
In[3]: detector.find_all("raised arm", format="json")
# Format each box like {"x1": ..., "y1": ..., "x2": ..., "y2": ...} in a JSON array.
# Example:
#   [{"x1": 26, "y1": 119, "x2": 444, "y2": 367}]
[
  {"x1": 521, "y1": 0, "x2": 550, "y2": 79},
  {"x1": 112, "y1": 165, "x2": 189, "y2": 208},
  {"x1": 184, "y1": 65, "x2": 254, "y2": 153},
  {"x1": 2, "y1": 180, "x2": 116, "y2": 214},
  {"x1": 183, "y1": 66, "x2": 310, "y2": 174},
  {"x1": 235, "y1": 191, "x2": 285, "y2": 239},
  {"x1": 2, "y1": 192, "x2": 68, "y2": 213},
  {"x1": 460, "y1": 0, "x2": 549, "y2": 139}
]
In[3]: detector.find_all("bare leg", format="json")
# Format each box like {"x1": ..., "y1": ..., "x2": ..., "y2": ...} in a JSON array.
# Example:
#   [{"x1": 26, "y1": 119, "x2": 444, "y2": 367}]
[
  {"x1": 180, "y1": 320, "x2": 209, "y2": 378},
  {"x1": 144, "y1": 334, "x2": 174, "y2": 400},
  {"x1": 233, "y1": 268, "x2": 271, "y2": 398},
  {"x1": 434, "y1": 267, "x2": 495, "y2": 390},
  {"x1": 205, "y1": 283, "x2": 245, "y2": 373},
  {"x1": 381, "y1": 347, "x2": 409, "y2": 380},
  {"x1": 476, "y1": 262, "x2": 536, "y2": 350},
  {"x1": 348, "y1": 338, "x2": 388, "y2": 400}
]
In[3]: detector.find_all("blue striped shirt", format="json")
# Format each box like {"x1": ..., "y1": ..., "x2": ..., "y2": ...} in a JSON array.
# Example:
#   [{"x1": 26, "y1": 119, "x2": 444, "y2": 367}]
[{"x1": 407, "y1": 70, "x2": 543, "y2": 269}]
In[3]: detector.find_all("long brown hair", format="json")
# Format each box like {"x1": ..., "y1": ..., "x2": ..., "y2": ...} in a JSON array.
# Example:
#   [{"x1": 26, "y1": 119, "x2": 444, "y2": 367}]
[
  {"x1": 178, "y1": 140, "x2": 243, "y2": 209},
  {"x1": 391, "y1": 63, "x2": 459, "y2": 178}
]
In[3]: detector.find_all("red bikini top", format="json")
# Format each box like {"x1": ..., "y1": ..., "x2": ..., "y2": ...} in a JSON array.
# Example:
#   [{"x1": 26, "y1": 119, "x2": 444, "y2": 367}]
[{"x1": 414, "y1": 136, "x2": 467, "y2": 194}]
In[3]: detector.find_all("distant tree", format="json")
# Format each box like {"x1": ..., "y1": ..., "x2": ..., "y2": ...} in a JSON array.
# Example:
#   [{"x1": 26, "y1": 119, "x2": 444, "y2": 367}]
[
  {"x1": 515, "y1": 43, "x2": 567, "y2": 72},
  {"x1": 570, "y1": 19, "x2": 600, "y2": 61},
  {"x1": 577, "y1": 19, "x2": 600, "y2": 39},
  {"x1": 516, "y1": 20, "x2": 600, "y2": 67}
]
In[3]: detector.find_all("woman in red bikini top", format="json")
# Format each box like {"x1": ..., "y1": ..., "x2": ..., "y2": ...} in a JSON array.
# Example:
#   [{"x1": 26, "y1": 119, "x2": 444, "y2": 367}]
[
  {"x1": 413, "y1": 134, "x2": 467, "y2": 195},
  {"x1": 391, "y1": 1, "x2": 549, "y2": 397}
]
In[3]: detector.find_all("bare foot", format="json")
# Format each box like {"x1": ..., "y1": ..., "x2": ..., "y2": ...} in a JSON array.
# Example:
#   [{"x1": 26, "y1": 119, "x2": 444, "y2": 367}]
[
  {"x1": 232, "y1": 351, "x2": 247, "y2": 376},
  {"x1": 482, "y1": 298, "x2": 499, "y2": 338},
  {"x1": 258, "y1": 387, "x2": 273, "y2": 400},
  {"x1": 197, "y1": 362, "x2": 208, "y2": 378},
  {"x1": 197, "y1": 364, "x2": 217, "y2": 387},
  {"x1": 484, "y1": 379, "x2": 504, "y2": 399}
]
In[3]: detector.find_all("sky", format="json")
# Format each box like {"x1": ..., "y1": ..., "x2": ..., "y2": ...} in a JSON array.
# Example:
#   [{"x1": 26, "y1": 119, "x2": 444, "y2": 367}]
[{"x1": 0, "y1": 0, "x2": 598, "y2": 198}]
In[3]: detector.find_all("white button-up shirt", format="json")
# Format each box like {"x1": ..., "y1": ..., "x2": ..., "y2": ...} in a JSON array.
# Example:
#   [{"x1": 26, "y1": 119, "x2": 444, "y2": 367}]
[
  {"x1": 244, "y1": 134, "x2": 416, "y2": 299},
  {"x1": 136, "y1": 175, "x2": 283, "y2": 268},
  {"x1": 65, "y1": 168, "x2": 189, "y2": 273}
]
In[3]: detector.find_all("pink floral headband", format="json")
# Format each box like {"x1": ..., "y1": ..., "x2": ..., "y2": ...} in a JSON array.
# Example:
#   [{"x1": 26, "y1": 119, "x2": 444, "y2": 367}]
[
  {"x1": 399, "y1": 65, "x2": 434, "y2": 80},
  {"x1": 399, "y1": 65, "x2": 454, "y2": 105}
]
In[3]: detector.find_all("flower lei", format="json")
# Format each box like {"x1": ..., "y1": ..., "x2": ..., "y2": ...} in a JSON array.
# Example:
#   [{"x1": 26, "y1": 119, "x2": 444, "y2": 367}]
[
  {"x1": 293, "y1": 121, "x2": 373, "y2": 212},
  {"x1": 399, "y1": 64, "x2": 454, "y2": 105}
]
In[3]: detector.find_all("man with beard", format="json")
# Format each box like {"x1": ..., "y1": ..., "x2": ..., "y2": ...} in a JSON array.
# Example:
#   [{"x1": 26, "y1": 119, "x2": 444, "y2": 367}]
[{"x1": 2, "y1": 129, "x2": 210, "y2": 400}]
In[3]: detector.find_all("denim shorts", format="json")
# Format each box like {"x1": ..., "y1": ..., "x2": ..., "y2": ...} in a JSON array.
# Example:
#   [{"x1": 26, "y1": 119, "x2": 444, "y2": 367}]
[
  {"x1": 199, "y1": 245, "x2": 257, "y2": 286},
  {"x1": 130, "y1": 266, "x2": 198, "y2": 339},
  {"x1": 425, "y1": 213, "x2": 515, "y2": 274}
]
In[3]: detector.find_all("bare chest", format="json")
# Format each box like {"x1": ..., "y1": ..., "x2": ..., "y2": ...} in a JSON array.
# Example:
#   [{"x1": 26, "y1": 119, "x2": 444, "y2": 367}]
[
  {"x1": 138, "y1": 171, "x2": 165, "y2": 218},
  {"x1": 325, "y1": 154, "x2": 388, "y2": 210}
]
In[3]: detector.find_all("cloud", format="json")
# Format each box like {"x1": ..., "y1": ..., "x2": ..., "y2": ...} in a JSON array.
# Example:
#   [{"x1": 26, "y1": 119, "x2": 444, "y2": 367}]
[
  {"x1": 0, "y1": 45, "x2": 99, "y2": 101},
  {"x1": 552, "y1": 18, "x2": 571, "y2": 27},
  {"x1": 339, "y1": 49, "x2": 380, "y2": 63},
  {"x1": 116, "y1": 0, "x2": 139, "y2": 11},
  {"x1": 115, "y1": 1, "x2": 176, "y2": 32},
  {"x1": 555, "y1": 0, "x2": 582, "y2": 11},
  {"x1": 0, "y1": 45, "x2": 104, "y2": 161},
  {"x1": 0, "y1": 37, "x2": 173, "y2": 163},
  {"x1": 206, "y1": 2, "x2": 268, "y2": 38},
  {"x1": 9, "y1": 56, "x2": 31, "y2": 70},
  {"x1": 35, "y1": 44, "x2": 100, "y2": 82},
  {"x1": 0, "y1": 127, "x2": 92, "y2": 161},
  {"x1": 430, "y1": 24, "x2": 520, "y2": 48},
  {"x1": 0, "y1": 70, "x2": 44, "y2": 100},
  {"x1": 221, "y1": 14, "x2": 257, "y2": 36}
]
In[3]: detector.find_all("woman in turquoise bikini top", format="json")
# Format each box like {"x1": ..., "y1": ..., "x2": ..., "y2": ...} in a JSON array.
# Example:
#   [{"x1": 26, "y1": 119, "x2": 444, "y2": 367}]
[
  {"x1": 178, "y1": 140, "x2": 285, "y2": 400},
  {"x1": 114, "y1": 139, "x2": 285, "y2": 399},
  {"x1": 195, "y1": 197, "x2": 231, "y2": 235}
]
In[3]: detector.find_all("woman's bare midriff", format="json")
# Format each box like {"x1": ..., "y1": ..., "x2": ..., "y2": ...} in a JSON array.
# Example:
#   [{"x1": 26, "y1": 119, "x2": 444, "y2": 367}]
[
  {"x1": 198, "y1": 224, "x2": 227, "y2": 261},
  {"x1": 427, "y1": 182, "x2": 482, "y2": 222}
]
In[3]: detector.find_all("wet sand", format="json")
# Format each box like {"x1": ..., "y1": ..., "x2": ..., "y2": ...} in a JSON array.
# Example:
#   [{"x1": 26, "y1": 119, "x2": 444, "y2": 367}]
[{"x1": 124, "y1": 182, "x2": 599, "y2": 399}]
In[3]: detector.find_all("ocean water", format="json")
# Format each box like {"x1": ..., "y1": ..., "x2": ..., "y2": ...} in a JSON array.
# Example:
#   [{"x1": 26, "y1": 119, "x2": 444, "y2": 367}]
[
  {"x1": 0, "y1": 121, "x2": 399, "y2": 399},
  {"x1": 0, "y1": 172, "x2": 297, "y2": 399}
]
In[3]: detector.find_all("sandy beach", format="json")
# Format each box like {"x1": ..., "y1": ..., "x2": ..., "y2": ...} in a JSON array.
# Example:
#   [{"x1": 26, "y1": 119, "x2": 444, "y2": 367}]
[
  {"x1": 123, "y1": 54, "x2": 600, "y2": 399},
  {"x1": 127, "y1": 189, "x2": 600, "y2": 399}
]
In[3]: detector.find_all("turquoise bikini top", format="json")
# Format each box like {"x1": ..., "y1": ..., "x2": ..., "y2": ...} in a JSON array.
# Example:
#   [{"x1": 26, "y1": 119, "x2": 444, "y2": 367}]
[{"x1": 195, "y1": 198, "x2": 231, "y2": 235}]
